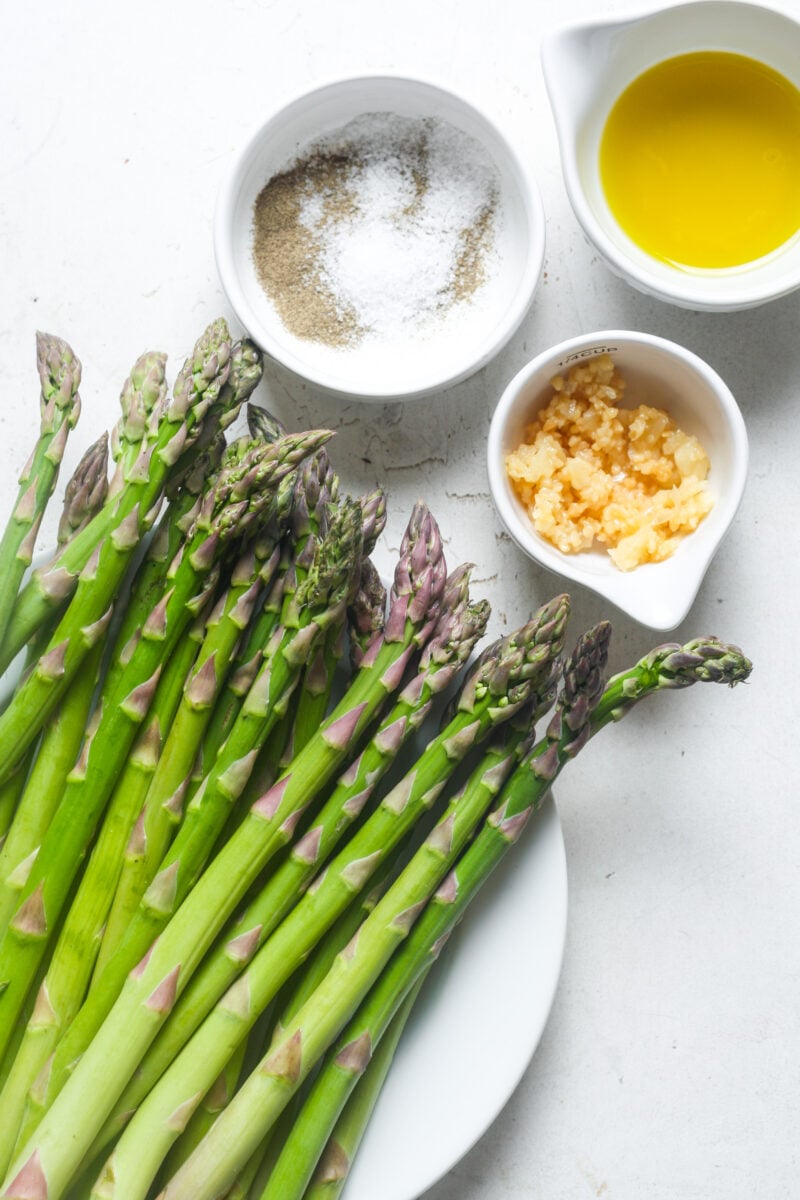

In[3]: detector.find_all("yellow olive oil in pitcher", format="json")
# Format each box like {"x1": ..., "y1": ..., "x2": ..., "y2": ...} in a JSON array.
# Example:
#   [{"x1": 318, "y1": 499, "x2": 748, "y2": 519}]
[{"x1": 599, "y1": 51, "x2": 800, "y2": 270}]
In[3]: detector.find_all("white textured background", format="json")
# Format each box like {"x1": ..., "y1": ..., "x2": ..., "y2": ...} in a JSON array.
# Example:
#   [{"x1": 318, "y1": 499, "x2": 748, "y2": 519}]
[{"x1": 1, "y1": 0, "x2": 798, "y2": 1196}]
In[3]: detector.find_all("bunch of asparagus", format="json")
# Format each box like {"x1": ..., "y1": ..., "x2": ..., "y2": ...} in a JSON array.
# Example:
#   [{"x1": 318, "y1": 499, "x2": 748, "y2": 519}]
[{"x1": 0, "y1": 320, "x2": 751, "y2": 1200}]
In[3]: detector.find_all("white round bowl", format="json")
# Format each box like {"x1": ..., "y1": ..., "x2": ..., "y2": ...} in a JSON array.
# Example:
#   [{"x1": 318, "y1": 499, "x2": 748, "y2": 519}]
[
  {"x1": 541, "y1": 1, "x2": 800, "y2": 312},
  {"x1": 214, "y1": 74, "x2": 545, "y2": 401},
  {"x1": 487, "y1": 331, "x2": 749, "y2": 630}
]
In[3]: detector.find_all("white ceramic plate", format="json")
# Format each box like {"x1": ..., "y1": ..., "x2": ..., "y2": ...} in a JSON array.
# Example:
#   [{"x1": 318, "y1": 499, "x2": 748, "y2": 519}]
[{"x1": 345, "y1": 792, "x2": 567, "y2": 1200}]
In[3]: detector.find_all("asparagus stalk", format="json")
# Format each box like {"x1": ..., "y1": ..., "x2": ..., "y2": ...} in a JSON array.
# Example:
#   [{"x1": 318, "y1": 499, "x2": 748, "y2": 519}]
[
  {"x1": 78, "y1": 498, "x2": 362, "y2": 998},
  {"x1": 158, "y1": 1035, "x2": 250, "y2": 1181},
  {"x1": 140, "y1": 626, "x2": 754, "y2": 1200},
  {"x1": 347, "y1": 559, "x2": 387, "y2": 667},
  {"x1": 81, "y1": 600, "x2": 564, "y2": 1194},
  {"x1": 56, "y1": 433, "x2": 109, "y2": 547},
  {"x1": 0, "y1": 435, "x2": 107, "y2": 889},
  {"x1": 304, "y1": 987, "x2": 425, "y2": 1200},
  {"x1": 267, "y1": 976, "x2": 427, "y2": 1200},
  {"x1": 357, "y1": 488, "x2": 387, "y2": 557},
  {"x1": 265, "y1": 626, "x2": 756, "y2": 1200},
  {"x1": 255, "y1": 625, "x2": 611, "y2": 1200},
  {"x1": 94, "y1": 547, "x2": 283, "y2": 980},
  {"x1": 0, "y1": 348, "x2": 166, "y2": 676},
  {"x1": 179, "y1": 337, "x2": 263, "y2": 462},
  {"x1": 164, "y1": 873, "x2": 387, "y2": 1183},
  {"x1": 130, "y1": 337, "x2": 262, "y2": 634},
  {"x1": 0, "y1": 316, "x2": 250, "y2": 686},
  {"x1": 222, "y1": 496, "x2": 379, "y2": 810},
  {"x1": 0, "y1": 334, "x2": 82, "y2": 654},
  {"x1": 290, "y1": 488, "x2": 387, "y2": 755},
  {"x1": 107, "y1": 350, "x2": 170, "y2": 483},
  {"x1": 91, "y1": 566, "x2": 488, "y2": 1138},
  {"x1": 289, "y1": 631, "x2": 342, "y2": 758},
  {"x1": 0, "y1": 326, "x2": 234, "y2": 773},
  {"x1": 149, "y1": 696, "x2": 555, "y2": 1200},
  {"x1": 25, "y1": 500, "x2": 363, "y2": 1126},
  {"x1": 0, "y1": 618, "x2": 206, "y2": 1167},
  {"x1": 247, "y1": 404, "x2": 286, "y2": 443},
  {"x1": 102, "y1": 432, "x2": 226, "y2": 700},
  {"x1": 0, "y1": 432, "x2": 326, "y2": 1056},
  {"x1": 191, "y1": 548, "x2": 290, "y2": 787},
  {"x1": 0, "y1": 765, "x2": 32, "y2": 852},
  {"x1": 189, "y1": 449, "x2": 337, "y2": 788},
  {"x1": 217, "y1": 463, "x2": 346, "y2": 805},
  {"x1": 93, "y1": 471, "x2": 298, "y2": 978},
  {"x1": 237, "y1": 881, "x2": 396, "y2": 1200},
  {"x1": 4, "y1": 504, "x2": 446, "y2": 1198},
  {"x1": 0, "y1": 644, "x2": 102, "y2": 931}
]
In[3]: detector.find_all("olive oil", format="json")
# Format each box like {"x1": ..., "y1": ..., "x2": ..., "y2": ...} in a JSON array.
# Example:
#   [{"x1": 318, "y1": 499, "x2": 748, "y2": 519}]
[{"x1": 599, "y1": 51, "x2": 800, "y2": 270}]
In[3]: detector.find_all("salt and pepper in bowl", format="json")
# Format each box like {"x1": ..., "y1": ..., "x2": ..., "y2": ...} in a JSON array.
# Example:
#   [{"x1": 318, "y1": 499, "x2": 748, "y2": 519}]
[{"x1": 215, "y1": 74, "x2": 545, "y2": 401}]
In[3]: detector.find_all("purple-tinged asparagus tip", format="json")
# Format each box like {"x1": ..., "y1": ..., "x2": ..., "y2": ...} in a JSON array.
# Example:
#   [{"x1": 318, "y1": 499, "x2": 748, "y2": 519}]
[
  {"x1": 358, "y1": 487, "x2": 387, "y2": 555},
  {"x1": 247, "y1": 402, "x2": 286, "y2": 443},
  {"x1": 36, "y1": 331, "x2": 82, "y2": 424},
  {"x1": 57, "y1": 431, "x2": 110, "y2": 545}
]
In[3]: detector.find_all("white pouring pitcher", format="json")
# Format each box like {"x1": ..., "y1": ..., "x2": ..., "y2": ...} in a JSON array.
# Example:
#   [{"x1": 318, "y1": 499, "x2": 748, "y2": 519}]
[{"x1": 541, "y1": 1, "x2": 800, "y2": 311}]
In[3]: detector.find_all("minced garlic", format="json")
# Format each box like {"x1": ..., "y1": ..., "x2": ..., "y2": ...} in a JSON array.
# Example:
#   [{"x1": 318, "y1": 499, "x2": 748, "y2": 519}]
[{"x1": 505, "y1": 354, "x2": 714, "y2": 571}]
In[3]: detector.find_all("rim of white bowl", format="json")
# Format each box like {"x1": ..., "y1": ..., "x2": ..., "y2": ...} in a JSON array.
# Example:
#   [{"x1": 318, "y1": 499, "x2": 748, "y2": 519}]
[
  {"x1": 214, "y1": 70, "x2": 546, "y2": 400},
  {"x1": 486, "y1": 329, "x2": 749, "y2": 628},
  {"x1": 541, "y1": 1, "x2": 800, "y2": 312}
]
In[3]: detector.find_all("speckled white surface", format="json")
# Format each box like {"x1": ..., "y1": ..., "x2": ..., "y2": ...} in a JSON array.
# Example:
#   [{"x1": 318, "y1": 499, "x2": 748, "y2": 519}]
[{"x1": 1, "y1": 1, "x2": 798, "y2": 1196}]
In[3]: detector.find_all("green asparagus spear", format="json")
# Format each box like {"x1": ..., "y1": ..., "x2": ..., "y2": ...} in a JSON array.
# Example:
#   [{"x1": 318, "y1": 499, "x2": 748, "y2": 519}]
[
  {"x1": 0, "y1": 326, "x2": 235, "y2": 772},
  {"x1": 191, "y1": 548, "x2": 290, "y2": 788},
  {"x1": 0, "y1": 432, "x2": 107, "y2": 830},
  {"x1": 87, "y1": 565, "x2": 489, "y2": 1141},
  {"x1": 75, "y1": 498, "x2": 362, "y2": 999},
  {"x1": 347, "y1": 559, "x2": 387, "y2": 667},
  {"x1": 179, "y1": 337, "x2": 263, "y2": 462},
  {"x1": 93, "y1": 477, "x2": 296, "y2": 978},
  {"x1": 0, "y1": 320, "x2": 233, "y2": 680},
  {"x1": 247, "y1": 404, "x2": 286, "y2": 443},
  {"x1": 256, "y1": 626, "x2": 611, "y2": 1200},
  {"x1": 147, "y1": 702, "x2": 555, "y2": 1200},
  {"x1": 0, "y1": 349, "x2": 166, "y2": 676},
  {"x1": 305, "y1": 985, "x2": 425, "y2": 1200},
  {"x1": 0, "y1": 432, "x2": 328, "y2": 1057},
  {"x1": 0, "y1": 643, "x2": 102, "y2": 932},
  {"x1": 94, "y1": 549, "x2": 280, "y2": 976},
  {"x1": 101, "y1": 432, "x2": 226, "y2": 700},
  {"x1": 356, "y1": 488, "x2": 387, "y2": 557},
  {"x1": 189, "y1": 449, "x2": 338, "y2": 788},
  {"x1": 56, "y1": 433, "x2": 109, "y2": 547},
  {"x1": 0, "y1": 334, "x2": 82, "y2": 654},
  {"x1": 3, "y1": 504, "x2": 446, "y2": 1199},
  {"x1": 264, "y1": 626, "x2": 755, "y2": 1200},
  {"x1": 135, "y1": 626, "x2": 753, "y2": 1200},
  {"x1": 21, "y1": 499, "x2": 363, "y2": 1132},
  {"x1": 266, "y1": 976, "x2": 427, "y2": 1200},
  {"x1": 0, "y1": 766, "x2": 31, "y2": 853},
  {"x1": 0, "y1": 617, "x2": 206, "y2": 1167},
  {"x1": 289, "y1": 487, "x2": 387, "y2": 756},
  {"x1": 239, "y1": 879, "x2": 396, "y2": 1200},
  {"x1": 158, "y1": 1033, "x2": 250, "y2": 1181},
  {"x1": 163, "y1": 872, "x2": 388, "y2": 1183},
  {"x1": 80, "y1": 600, "x2": 565, "y2": 1194}
]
